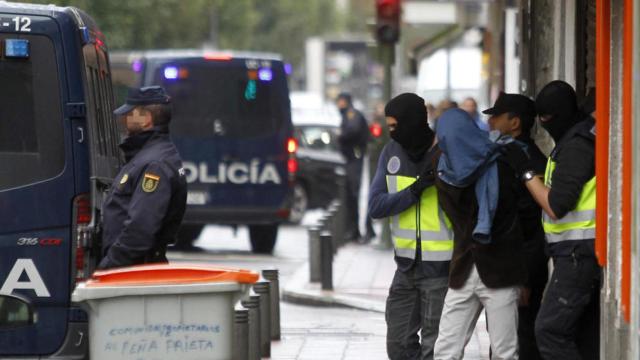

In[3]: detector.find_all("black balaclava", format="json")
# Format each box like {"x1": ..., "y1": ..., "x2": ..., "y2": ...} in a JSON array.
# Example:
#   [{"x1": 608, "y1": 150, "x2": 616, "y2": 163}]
[
  {"x1": 385, "y1": 93, "x2": 434, "y2": 162},
  {"x1": 535, "y1": 80, "x2": 579, "y2": 142}
]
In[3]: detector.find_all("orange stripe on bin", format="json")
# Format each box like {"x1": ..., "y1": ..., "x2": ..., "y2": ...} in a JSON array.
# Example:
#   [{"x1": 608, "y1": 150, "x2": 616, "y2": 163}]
[
  {"x1": 621, "y1": 0, "x2": 633, "y2": 323},
  {"x1": 86, "y1": 263, "x2": 260, "y2": 287},
  {"x1": 595, "y1": 0, "x2": 610, "y2": 267}
]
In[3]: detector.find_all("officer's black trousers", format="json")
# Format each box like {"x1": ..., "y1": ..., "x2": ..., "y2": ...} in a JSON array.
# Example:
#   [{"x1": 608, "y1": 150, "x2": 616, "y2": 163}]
[
  {"x1": 386, "y1": 268, "x2": 448, "y2": 360},
  {"x1": 535, "y1": 255, "x2": 601, "y2": 360}
]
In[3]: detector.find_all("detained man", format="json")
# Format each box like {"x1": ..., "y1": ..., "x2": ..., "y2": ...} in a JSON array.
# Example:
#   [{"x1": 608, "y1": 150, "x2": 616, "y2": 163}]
[{"x1": 433, "y1": 109, "x2": 526, "y2": 360}]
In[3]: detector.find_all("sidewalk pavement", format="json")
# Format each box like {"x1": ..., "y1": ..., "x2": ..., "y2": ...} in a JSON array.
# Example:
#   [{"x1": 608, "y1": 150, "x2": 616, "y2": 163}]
[{"x1": 282, "y1": 242, "x2": 491, "y2": 359}]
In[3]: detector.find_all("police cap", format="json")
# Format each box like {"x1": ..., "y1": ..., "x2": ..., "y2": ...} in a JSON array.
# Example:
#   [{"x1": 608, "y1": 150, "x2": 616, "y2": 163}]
[{"x1": 113, "y1": 86, "x2": 171, "y2": 116}]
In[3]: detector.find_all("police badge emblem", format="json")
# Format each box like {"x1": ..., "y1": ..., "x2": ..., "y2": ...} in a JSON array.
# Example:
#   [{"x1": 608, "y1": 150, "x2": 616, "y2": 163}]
[
  {"x1": 142, "y1": 173, "x2": 160, "y2": 192},
  {"x1": 119, "y1": 174, "x2": 129, "y2": 185}
]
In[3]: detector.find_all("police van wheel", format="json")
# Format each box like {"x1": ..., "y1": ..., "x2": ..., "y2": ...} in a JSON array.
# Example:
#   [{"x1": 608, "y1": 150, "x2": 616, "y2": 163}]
[
  {"x1": 173, "y1": 224, "x2": 204, "y2": 250},
  {"x1": 249, "y1": 225, "x2": 278, "y2": 254}
]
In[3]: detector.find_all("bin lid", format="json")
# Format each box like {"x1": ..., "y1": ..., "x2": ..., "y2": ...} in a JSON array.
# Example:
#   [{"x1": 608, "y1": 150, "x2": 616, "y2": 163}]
[{"x1": 84, "y1": 263, "x2": 260, "y2": 287}]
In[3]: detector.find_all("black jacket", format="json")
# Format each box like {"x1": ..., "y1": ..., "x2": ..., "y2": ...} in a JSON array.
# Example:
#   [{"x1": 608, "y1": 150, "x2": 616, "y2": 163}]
[
  {"x1": 99, "y1": 129, "x2": 187, "y2": 269},
  {"x1": 437, "y1": 159, "x2": 526, "y2": 289},
  {"x1": 515, "y1": 134, "x2": 548, "y2": 287},
  {"x1": 546, "y1": 117, "x2": 596, "y2": 258},
  {"x1": 338, "y1": 107, "x2": 369, "y2": 161}
]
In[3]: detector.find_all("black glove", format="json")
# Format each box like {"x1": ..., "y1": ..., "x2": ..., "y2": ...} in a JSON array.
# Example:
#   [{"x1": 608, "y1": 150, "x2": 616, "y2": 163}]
[
  {"x1": 500, "y1": 143, "x2": 531, "y2": 178},
  {"x1": 409, "y1": 166, "x2": 435, "y2": 197}
]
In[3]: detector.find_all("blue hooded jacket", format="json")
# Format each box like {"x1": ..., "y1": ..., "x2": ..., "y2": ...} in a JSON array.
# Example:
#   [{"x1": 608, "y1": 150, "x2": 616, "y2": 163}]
[{"x1": 436, "y1": 109, "x2": 516, "y2": 244}]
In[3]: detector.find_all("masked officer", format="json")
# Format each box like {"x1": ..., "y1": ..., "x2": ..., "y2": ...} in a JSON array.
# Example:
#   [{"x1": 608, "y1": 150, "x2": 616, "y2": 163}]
[
  {"x1": 484, "y1": 92, "x2": 548, "y2": 360},
  {"x1": 508, "y1": 81, "x2": 599, "y2": 359},
  {"x1": 369, "y1": 93, "x2": 452, "y2": 360},
  {"x1": 98, "y1": 86, "x2": 187, "y2": 270},
  {"x1": 336, "y1": 92, "x2": 370, "y2": 241}
]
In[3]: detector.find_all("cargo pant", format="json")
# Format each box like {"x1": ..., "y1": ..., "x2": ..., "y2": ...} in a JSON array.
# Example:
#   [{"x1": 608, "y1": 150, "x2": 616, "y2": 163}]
[
  {"x1": 386, "y1": 268, "x2": 448, "y2": 360},
  {"x1": 534, "y1": 255, "x2": 601, "y2": 360}
]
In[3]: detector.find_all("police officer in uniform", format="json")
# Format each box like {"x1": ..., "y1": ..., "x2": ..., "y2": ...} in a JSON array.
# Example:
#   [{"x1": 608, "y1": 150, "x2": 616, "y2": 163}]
[
  {"x1": 369, "y1": 93, "x2": 452, "y2": 360},
  {"x1": 336, "y1": 92, "x2": 370, "y2": 241},
  {"x1": 484, "y1": 92, "x2": 548, "y2": 360},
  {"x1": 509, "y1": 81, "x2": 599, "y2": 359},
  {"x1": 98, "y1": 86, "x2": 187, "y2": 269}
]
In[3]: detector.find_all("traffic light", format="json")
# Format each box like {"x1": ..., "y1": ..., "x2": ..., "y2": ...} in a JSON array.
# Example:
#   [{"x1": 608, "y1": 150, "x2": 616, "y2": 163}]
[{"x1": 376, "y1": 0, "x2": 401, "y2": 44}]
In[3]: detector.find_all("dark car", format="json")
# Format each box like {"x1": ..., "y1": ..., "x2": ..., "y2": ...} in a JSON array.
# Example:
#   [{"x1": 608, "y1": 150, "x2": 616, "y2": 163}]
[{"x1": 289, "y1": 92, "x2": 346, "y2": 223}]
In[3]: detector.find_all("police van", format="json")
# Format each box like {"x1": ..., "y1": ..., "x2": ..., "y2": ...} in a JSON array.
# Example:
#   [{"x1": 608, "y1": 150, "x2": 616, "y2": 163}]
[
  {"x1": 0, "y1": 2, "x2": 119, "y2": 358},
  {"x1": 111, "y1": 50, "x2": 295, "y2": 253}
]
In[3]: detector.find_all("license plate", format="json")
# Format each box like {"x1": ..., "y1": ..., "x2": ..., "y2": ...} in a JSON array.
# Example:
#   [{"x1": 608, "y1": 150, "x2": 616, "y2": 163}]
[{"x1": 187, "y1": 191, "x2": 208, "y2": 205}]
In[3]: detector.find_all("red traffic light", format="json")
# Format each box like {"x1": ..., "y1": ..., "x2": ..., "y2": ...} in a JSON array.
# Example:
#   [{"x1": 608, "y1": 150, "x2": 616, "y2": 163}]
[{"x1": 376, "y1": 0, "x2": 401, "y2": 44}]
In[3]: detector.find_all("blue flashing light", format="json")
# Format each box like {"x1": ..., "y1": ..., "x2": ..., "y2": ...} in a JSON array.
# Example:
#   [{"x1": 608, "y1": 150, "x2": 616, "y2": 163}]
[
  {"x1": 5, "y1": 39, "x2": 30, "y2": 59},
  {"x1": 164, "y1": 66, "x2": 178, "y2": 80},
  {"x1": 258, "y1": 68, "x2": 273, "y2": 82},
  {"x1": 132, "y1": 60, "x2": 143, "y2": 73},
  {"x1": 284, "y1": 63, "x2": 293, "y2": 75}
]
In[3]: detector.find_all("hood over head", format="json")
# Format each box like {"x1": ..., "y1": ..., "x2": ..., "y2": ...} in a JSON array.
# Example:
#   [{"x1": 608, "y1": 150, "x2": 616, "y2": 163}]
[
  {"x1": 436, "y1": 108, "x2": 498, "y2": 184},
  {"x1": 385, "y1": 93, "x2": 434, "y2": 161}
]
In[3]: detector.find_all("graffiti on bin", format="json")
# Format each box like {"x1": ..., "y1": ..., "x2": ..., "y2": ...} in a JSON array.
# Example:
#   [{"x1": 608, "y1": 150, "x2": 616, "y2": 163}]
[{"x1": 104, "y1": 323, "x2": 221, "y2": 356}]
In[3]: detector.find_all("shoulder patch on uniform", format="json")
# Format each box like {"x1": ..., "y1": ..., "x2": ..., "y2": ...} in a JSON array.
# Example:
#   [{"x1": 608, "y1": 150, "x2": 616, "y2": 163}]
[
  {"x1": 142, "y1": 173, "x2": 160, "y2": 193},
  {"x1": 119, "y1": 173, "x2": 129, "y2": 185},
  {"x1": 387, "y1": 156, "x2": 401, "y2": 174}
]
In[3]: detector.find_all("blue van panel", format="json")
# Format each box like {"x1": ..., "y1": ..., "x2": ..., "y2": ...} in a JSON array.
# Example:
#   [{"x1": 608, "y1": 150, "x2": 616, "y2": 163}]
[
  {"x1": 0, "y1": 228, "x2": 70, "y2": 355},
  {"x1": 0, "y1": 6, "x2": 87, "y2": 357}
]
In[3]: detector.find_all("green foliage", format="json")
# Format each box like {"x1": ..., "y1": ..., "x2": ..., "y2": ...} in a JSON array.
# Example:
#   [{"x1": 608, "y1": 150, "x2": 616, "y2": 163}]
[{"x1": 17, "y1": 0, "x2": 347, "y2": 67}]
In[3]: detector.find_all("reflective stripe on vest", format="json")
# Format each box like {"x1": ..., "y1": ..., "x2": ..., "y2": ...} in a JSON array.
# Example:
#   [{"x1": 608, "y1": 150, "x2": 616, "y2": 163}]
[
  {"x1": 542, "y1": 158, "x2": 596, "y2": 243},
  {"x1": 387, "y1": 175, "x2": 453, "y2": 261}
]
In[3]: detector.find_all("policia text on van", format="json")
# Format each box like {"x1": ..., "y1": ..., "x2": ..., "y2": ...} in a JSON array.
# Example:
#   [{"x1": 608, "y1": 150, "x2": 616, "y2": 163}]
[{"x1": 0, "y1": 3, "x2": 120, "y2": 358}]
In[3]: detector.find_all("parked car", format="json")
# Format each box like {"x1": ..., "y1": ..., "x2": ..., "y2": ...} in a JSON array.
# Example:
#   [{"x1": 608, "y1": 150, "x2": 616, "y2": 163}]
[{"x1": 289, "y1": 92, "x2": 346, "y2": 223}]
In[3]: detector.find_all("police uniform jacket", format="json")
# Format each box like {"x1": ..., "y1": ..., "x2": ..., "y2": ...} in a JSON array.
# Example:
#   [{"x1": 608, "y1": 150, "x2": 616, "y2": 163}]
[
  {"x1": 99, "y1": 127, "x2": 187, "y2": 269},
  {"x1": 338, "y1": 107, "x2": 369, "y2": 161},
  {"x1": 544, "y1": 116, "x2": 595, "y2": 258},
  {"x1": 369, "y1": 140, "x2": 451, "y2": 278}
]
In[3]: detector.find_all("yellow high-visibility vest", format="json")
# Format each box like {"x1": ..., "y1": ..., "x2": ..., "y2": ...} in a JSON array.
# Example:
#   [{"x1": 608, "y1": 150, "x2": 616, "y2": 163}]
[
  {"x1": 542, "y1": 158, "x2": 596, "y2": 243},
  {"x1": 386, "y1": 175, "x2": 453, "y2": 261}
]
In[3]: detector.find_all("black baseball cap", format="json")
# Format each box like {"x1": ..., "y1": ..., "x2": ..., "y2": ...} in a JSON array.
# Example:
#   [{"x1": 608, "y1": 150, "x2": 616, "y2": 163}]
[
  {"x1": 482, "y1": 92, "x2": 536, "y2": 118},
  {"x1": 113, "y1": 86, "x2": 171, "y2": 116}
]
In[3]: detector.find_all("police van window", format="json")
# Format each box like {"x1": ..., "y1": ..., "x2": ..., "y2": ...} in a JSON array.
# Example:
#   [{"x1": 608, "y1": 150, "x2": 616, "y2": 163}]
[
  {"x1": 83, "y1": 45, "x2": 119, "y2": 161},
  {"x1": 0, "y1": 296, "x2": 33, "y2": 329},
  {"x1": 0, "y1": 34, "x2": 64, "y2": 191},
  {"x1": 154, "y1": 61, "x2": 286, "y2": 139}
]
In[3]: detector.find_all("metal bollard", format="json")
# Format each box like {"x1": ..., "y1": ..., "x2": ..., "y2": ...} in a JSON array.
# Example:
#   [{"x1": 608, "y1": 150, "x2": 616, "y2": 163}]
[
  {"x1": 320, "y1": 230, "x2": 333, "y2": 290},
  {"x1": 308, "y1": 226, "x2": 321, "y2": 283},
  {"x1": 253, "y1": 278, "x2": 271, "y2": 357},
  {"x1": 233, "y1": 302, "x2": 250, "y2": 360},
  {"x1": 241, "y1": 290, "x2": 261, "y2": 360},
  {"x1": 327, "y1": 204, "x2": 340, "y2": 252},
  {"x1": 331, "y1": 199, "x2": 345, "y2": 247},
  {"x1": 262, "y1": 269, "x2": 281, "y2": 340}
]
